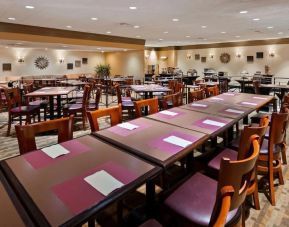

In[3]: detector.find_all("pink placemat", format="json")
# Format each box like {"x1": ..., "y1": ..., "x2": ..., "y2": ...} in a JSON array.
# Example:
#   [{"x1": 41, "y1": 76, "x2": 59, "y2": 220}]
[
  {"x1": 219, "y1": 107, "x2": 245, "y2": 116},
  {"x1": 52, "y1": 161, "x2": 137, "y2": 215},
  {"x1": 237, "y1": 101, "x2": 258, "y2": 107},
  {"x1": 148, "y1": 131, "x2": 199, "y2": 154},
  {"x1": 107, "y1": 119, "x2": 151, "y2": 137},
  {"x1": 193, "y1": 116, "x2": 230, "y2": 131},
  {"x1": 187, "y1": 103, "x2": 209, "y2": 110},
  {"x1": 221, "y1": 92, "x2": 240, "y2": 97},
  {"x1": 24, "y1": 140, "x2": 91, "y2": 169},
  {"x1": 155, "y1": 109, "x2": 185, "y2": 120}
]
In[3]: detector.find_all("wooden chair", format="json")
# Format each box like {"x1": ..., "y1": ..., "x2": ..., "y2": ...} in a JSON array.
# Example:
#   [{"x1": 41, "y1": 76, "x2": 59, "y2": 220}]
[
  {"x1": 161, "y1": 92, "x2": 182, "y2": 110},
  {"x1": 205, "y1": 86, "x2": 216, "y2": 97},
  {"x1": 0, "y1": 87, "x2": 7, "y2": 112},
  {"x1": 4, "y1": 87, "x2": 41, "y2": 136},
  {"x1": 63, "y1": 85, "x2": 90, "y2": 129},
  {"x1": 257, "y1": 111, "x2": 289, "y2": 205},
  {"x1": 15, "y1": 115, "x2": 74, "y2": 155},
  {"x1": 208, "y1": 116, "x2": 269, "y2": 210},
  {"x1": 134, "y1": 97, "x2": 159, "y2": 118},
  {"x1": 173, "y1": 92, "x2": 183, "y2": 107},
  {"x1": 87, "y1": 105, "x2": 122, "y2": 132},
  {"x1": 188, "y1": 89, "x2": 205, "y2": 103},
  {"x1": 87, "y1": 87, "x2": 101, "y2": 111},
  {"x1": 164, "y1": 135, "x2": 260, "y2": 226},
  {"x1": 115, "y1": 84, "x2": 135, "y2": 118}
]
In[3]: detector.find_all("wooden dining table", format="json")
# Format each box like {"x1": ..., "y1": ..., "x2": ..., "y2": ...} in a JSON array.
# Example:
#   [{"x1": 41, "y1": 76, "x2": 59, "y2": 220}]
[
  {"x1": 0, "y1": 135, "x2": 161, "y2": 227},
  {"x1": 25, "y1": 86, "x2": 77, "y2": 119},
  {"x1": 130, "y1": 84, "x2": 171, "y2": 99}
]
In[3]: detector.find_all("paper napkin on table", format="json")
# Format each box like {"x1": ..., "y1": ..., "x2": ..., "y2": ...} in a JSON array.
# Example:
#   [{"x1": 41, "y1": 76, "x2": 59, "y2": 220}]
[
  {"x1": 41, "y1": 144, "x2": 70, "y2": 158},
  {"x1": 241, "y1": 102, "x2": 257, "y2": 106},
  {"x1": 160, "y1": 110, "x2": 178, "y2": 116},
  {"x1": 191, "y1": 103, "x2": 208, "y2": 107},
  {"x1": 203, "y1": 119, "x2": 226, "y2": 127},
  {"x1": 84, "y1": 170, "x2": 124, "y2": 196},
  {"x1": 163, "y1": 136, "x2": 192, "y2": 148},
  {"x1": 225, "y1": 109, "x2": 244, "y2": 114},
  {"x1": 117, "y1": 122, "x2": 139, "y2": 130}
]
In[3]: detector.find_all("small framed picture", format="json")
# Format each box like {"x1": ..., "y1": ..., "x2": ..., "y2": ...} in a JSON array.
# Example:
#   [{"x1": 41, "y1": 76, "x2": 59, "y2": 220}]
[
  {"x1": 256, "y1": 52, "x2": 263, "y2": 59},
  {"x1": 247, "y1": 56, "x2": 254, "y2": 62},
  {"x1": 82, "y1": 58, "x2": 88, "y2": 64},
  {"x1": 2, "y1": 63, "x2": 12, "y2": 71},
  {"x1": 201, "y1": 57, "x2": 206, "y2": 63},
  {"x1": 75, "y1": 60, "x2": 81, "y2": 67},
  {"x1": 67, "y1": 63, "x2": 73, "y2": 70},
  {"x1": 195, "y1": 54, "x2": 200, "y2": 60}
]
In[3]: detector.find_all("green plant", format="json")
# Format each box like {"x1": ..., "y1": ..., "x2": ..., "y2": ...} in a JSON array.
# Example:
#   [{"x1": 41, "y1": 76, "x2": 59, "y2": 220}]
[{"x1": 95, "y1": 64, "x2": 111, "y2": 78}]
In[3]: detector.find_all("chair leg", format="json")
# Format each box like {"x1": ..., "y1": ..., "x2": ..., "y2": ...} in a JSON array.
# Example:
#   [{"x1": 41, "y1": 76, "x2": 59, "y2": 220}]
[
  {"x1": 281, "y1": 146, "x2": 287, "y2": 165},
  {"x1": 252, "y1": 177, "x2": 260, "y2": 210},
  {"x1": 268, "y1": 162, "x2": 276, "y2": 206},
  {"x1": 277, "y1": 165, "x2": 284, "y2": 185},
  {"x1": 7, "y1": 114, "x2": 12, "y2": 136}
]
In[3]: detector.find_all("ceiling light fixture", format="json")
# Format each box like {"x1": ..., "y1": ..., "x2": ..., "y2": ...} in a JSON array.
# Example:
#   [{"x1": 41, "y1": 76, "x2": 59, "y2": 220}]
[
  {"x1": 91, "y1": 17, "x2": 98, "y2": 21},
  {"x1": 134, "y1": 25, "x2": 140, "y2": 28},
  {"x1": 201, "y1": 25, "x2": 207, "y2": 28},
  {"x1": 136, "y1": 35, "x2": 141, "y2": 38},
  {"x1": 25, "y1": 5, "x2": 34, "y2": 9},
  {"x1": 101, "y1": 50, "x2": 105, "y2": 53},
  {"x1": 8, "y1": 17, "x2": 16, "y2": 20},
  {"x1": 253, "y1": 18, "x2": 260, "y2": 21},
  {"x1": 106, "y1": 31, "x2": 111, "y2": 34},
  {"x1": 123, "y1": 49, "x2": 127, "y2": 52},
  {"x1": 239, "y1": 11, "x2": 248, "y2": 14},
  {"x1": 163, "y1": 31, "x2": 168, "y2": 34},
  {"x1": 66, "y1": 25, "x2": 72, "y2": 28},
  {"x1": 221, "y1": 31, "x2": 226, "y2": 34},
  {"x1": 235, "y1": 35, "x2": 241, "y2": 38},
  {"x1": 278, "y1": 32, "x2": 283, "y2": 35},
  {"x1": 267, "y1": 26, "x2": 273, "y2": 29},
  {"x1": 172, "y1": 18, "x2": 179, "y2": 22},
  {"x1": 185, "y1": 35, "x2": 191, "y2": 38},
  {"x1": 129, "y1": 6, "x2": 137, "y2": 10},
  {"x1": 159, "y1": 38, "x2": 163, "y2": 41}
]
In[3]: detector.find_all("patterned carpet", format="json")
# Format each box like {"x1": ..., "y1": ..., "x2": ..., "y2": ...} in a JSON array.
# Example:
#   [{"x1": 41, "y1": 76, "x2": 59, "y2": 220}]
[{"x1": 0, "y1": 105, "x2": 288, "y2": 226}]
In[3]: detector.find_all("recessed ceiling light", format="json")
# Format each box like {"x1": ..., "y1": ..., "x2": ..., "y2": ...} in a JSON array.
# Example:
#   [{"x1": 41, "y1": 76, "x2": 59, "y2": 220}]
[
  {"x1": 129, "y1": 6, "x2": 137, "y2": 10},
  {"x1": 253, "y1": 18, "x2": 260, "y2": 21},
  {"x1": 163, "y1": 31, "x2": 169, "y2": 34},
  {"x1": 239, "y1": 10, "x2": 248, "y2": 14},
  {"x1": 172, "y1": 18, "x2": 179, "y2": 22},
  {"x1": 221, "y1": 31, "x2": 226, "y2": 34},
  {"x1": 101, "y1": 50, "x2": 105, "y2": 53},
  {"x1": 106, "y1": 31, "x2": 111, "y2": 34},
  {"x1": 159, "y1": 38, "x2": 163, "y2": 41},
  {"x1": 134, "y1": 25, "x2": 140, "y2": 29},
  {"x1": 278, "y1": 32, "x2": 283, "y2": 35},
  {"x1": 66, "y1": 25, "x2": 72, "y2": 28},
  {"x1": 203, "y1": 38, "x2": 208, "y2": 41},
  {"x1": 235, "y1": 35, "x2": 241, "y2": 38},
  {"x1": 91, "y1": 17, "x2": 98, "y2": 21},
  {"x1": 8, "y1": 17, "x2": 16, "y2": 21},
  {"x1": 136, "y1": 35, "x2": 141, "y2": 38},
  {"x1": 201, "y1": 25, "x2": 207, "y2": 28},
  {"x1": 25, "y1": 5, "x2": 34, "y2": 9},
  {"x1": 185, "y1": 35, "x2": 191, "y2": 38},
  {"x1": 97, "y1": 48, "x2": 101, "y2": 50},
  {"x1": 123, "y1": 49, "x2": 127, "y2": 52},
  {"x1": 267, "y1": 26, "x2": 274, "y2": 29}
]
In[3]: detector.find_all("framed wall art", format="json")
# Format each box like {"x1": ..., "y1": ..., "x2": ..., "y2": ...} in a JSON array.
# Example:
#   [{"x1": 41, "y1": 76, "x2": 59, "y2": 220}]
[
  {"x1": 82, "y1": 58, "x2": 88, "y2": 64},
  {"x1": 67, "y1": 63, "x2": 73, "y2": 70},
  {"x1": 247, "y1": 56, "x2": 254, "y2": 62},
  {"x1": 195, "y1": 54, "x2": 200, "y2": 60},
  {"x1": 2, "y1": 63, "x2": 12, "y2": 71},
  {"x1": 256, "y1": 52, "x2": 263, "y2": 59},
  {"x1": 75, "y1": 60, "x2": 81, "y2": 67},
  {"x1": 201, "y1": 57, "x2": 206, "y2": 63}
]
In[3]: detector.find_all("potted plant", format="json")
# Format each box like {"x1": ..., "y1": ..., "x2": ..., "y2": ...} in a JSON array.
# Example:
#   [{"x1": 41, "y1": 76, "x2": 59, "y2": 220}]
[{"x1": 95, "y1": 64, "x2": 111, "y2": 79}]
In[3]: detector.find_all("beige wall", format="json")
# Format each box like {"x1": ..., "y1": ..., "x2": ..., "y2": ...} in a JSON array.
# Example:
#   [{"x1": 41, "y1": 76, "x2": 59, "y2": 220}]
[
  {"x1": 105, "y1": 50, "x2": 144, "y2": 80},
  {"x1": 0, "y1": 47, "x2": 105, "y2": 78},
  {"x1": 145, "y1": 43, "x2": 289, "y2": 80}
]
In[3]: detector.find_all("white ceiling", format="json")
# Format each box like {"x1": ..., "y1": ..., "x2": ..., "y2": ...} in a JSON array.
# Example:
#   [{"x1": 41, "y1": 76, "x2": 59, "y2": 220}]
[{"x1": 1, "y1": 0, "x2": 289, "y2": 47}]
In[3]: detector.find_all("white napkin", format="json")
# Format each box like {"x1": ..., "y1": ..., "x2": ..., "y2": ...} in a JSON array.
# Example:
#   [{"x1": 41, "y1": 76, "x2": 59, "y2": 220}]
[
  {"x1": 253, "y1": 96, "x2": 267, "y2": 100},
  {"x1": 223, "y1": 93, "x2": 235, "y2": 96},
  {"x1": 117, "y1": 122, "x2": 139, "y2": 130},
  {"x1": 203, "y1": 119, "x2": 226, "y2": 127},
  {"x1": 241, "y1": 101, "x2": 257, "y2": 106},
  {"x1": 41, "y1": 144, "x2": 70, "y2": 158},
  {"x1": 160, "y1": 110, "x2": 178, "y2": 116},
  {"x1": 225, "y1": 109, "x2": 244, "y2": 114},
  {"x1": 84, "y1": 170, "x2": 124, "y2": 196},
  {"x1": 211, "y1": 97, "x2": 224, "y2": 101},
  {"x1": 191, "y1": 103, "x2": 208, "y2": 107},
  {"x1": 163, "y1": 136, "x2": 192, "y2": 148}
]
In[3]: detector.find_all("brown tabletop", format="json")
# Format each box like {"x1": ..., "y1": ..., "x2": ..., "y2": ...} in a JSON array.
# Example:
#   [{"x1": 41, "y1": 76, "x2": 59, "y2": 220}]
[
  {"x1": 147, "y1": 107, "x2": 236, "y2": 138},
  {"x1": 0, "y1": 135, "x2": 160, "y2": 227},
  {"x1": 0, "y1": 170, "x2": 35, "y2": 227},
  {"x1": 93, "y1": 118, "x2": 209, "y2": 168},
  {"x1": 58, "y1": 80, "x2": 88, "y2": 86},
  {"x1": 25, "y1": 87, "x2": 77, "y2": 119},
  {"x1": 260, "y1": 84, "x2": 289, "y2": 89},
  {"x1": 205, "y1": 92, "x2": 274, "y2": 109},
  {"x1": 180, "y1": 99, "x2": 253, "y2": 120},
  {"x1": 130, "y1": 85, "x2": 171, "y2": 98}
]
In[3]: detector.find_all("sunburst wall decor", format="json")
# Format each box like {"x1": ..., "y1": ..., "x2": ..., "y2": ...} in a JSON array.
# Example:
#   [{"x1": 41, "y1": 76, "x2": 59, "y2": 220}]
[{"x1": 35, "y1": 56, "x2": 49, "y2": 69}]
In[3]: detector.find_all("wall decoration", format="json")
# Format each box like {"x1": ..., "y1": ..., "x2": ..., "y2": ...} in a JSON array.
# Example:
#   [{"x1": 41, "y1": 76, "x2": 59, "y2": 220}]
[
  {"x1": 82, "y1": 58, "x2": 88, "y2": 64},
  {"x1": 247, "y1": 56, "x2": 254, "y2": 62},
  {"x1": 201, "y1": 57, "x2": 206, "y2": 63},
  {"x1": 256, "y1": 52, "x2": 263, "y2": 59},
  {"x1": 186, "y1": 53, "x2": 192, "y2": 60},
  {"x1": 220, "y1": 53, "x2": 230, "y2": 63},
  {"x1": 3, "y1": 63, "x2": 12, "y2": 71},
  {"x1": 195, "y1": 54, "x2": 200, "y2": 60},
  {"x1": 75, "y1": 60, "x2": 81, "y2": 67},
  {"x1": 34, "y1": 56, "x2": 49, "y2": 70},
  {"x1": 67, "y1": 63, "x2": 73, "y2": 70}
]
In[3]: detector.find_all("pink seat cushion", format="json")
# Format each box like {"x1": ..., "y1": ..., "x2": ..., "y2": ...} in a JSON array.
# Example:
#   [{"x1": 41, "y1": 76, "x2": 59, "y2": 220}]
[
  {"x1": 139, "y1": 219, "x2": 162, "y2": 227},
  {"x1": 164, "y1": 172, "x2": 237, "y2": 226},
  {"x1": 208, "y1": 148, "x2": 238, "y2": 170},
  {"x1": 65, "y1": 103, "x2": 82, "y2": 111},
  {"x1": 10, "y1": 105, "x2": 39, "y2": 113}
]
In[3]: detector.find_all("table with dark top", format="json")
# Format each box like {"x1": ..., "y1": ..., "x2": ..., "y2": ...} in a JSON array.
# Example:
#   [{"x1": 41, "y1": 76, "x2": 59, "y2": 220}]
[
  {"x1": 130, "y1": 84, "x2": 171, "y2": 99},
  {"x1": 93, "y1": 117, "x2": 209, "y2": 169},
  {"x1": 0, "y1": 135, "x2": 161, "y2": 227},
  {"x1": 0, "y1": 170, "x2": 35, "y2": 227},
  {"x1": 235, "y1": 79, "x2": 253, "y2": 93},
  {"x1": 58, "y1": 80, "x2": 88, "y2": 87},
  {"x1": 260, "y1": 83, "x2": 289, "y2": 100},
  {"x1": 25, "y1": 86, "x2": 77, "y2": 119}
]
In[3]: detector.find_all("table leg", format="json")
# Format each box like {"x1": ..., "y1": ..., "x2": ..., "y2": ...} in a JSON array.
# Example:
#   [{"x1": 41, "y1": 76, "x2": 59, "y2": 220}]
[
  {"x1": 57, "y1": 95, "x2": 61, "y2": 118},
  {"x1": 49, "y1": 96, "x2": 54, "y2": 120},
  {"x1": 145, "y1": 179, "x2": 156, "y2": 218}
]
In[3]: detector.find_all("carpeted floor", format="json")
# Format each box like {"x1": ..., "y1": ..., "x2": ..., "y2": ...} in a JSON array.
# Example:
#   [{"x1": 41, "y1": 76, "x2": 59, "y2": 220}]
[{"x1": 0, "y1": 104, "x2": 288, "y2": 226}]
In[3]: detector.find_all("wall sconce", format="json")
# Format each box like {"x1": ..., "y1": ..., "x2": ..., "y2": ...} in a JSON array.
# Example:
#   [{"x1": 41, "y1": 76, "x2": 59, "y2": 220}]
[
  {"x1": 160, "y1": 56, "x2": 168, "y2": 60},
  {"x1": 236, "y1": 53, "x2": 241, "y2": 58},
  {"x1": 59, "y1": 58, "x2": 65, "y2": 63},
  {"x1": 145, "y1": 54, "x2": 149, "y2": 59},
  {"x1": 210, "y1": 54, "x2": 214, "y2": 59},
  {"x1": 17, "y1": 57, "x2": 24, "y2": 63},
  {"x1": 269, "y1": 52, "x2": 275, "y2": 57}
]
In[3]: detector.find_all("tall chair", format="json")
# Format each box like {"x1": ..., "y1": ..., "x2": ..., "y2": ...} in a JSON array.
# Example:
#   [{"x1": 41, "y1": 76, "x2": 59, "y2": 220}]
[
  {"x1": 257, "y1": 111, "x2": 289, "y2": 205},
  {"x1": 164, "y1": 135, "x2": 260, "y2": 226},
  {"x1": 115, "y1": 84, "x2": 135, "y2": 118},
  {"x1": 134, "y1": 97, "x2": 159, "y2": 118},
  {"x1": 188, "y1": 89, "x2": 205, "y2": 103},
  {"x1": 15, "y1": 115, "x2": 74, "y2": 155},
  {"x1": 87, "y1": 105, "x2": 122, "y2": 132},
  {"x1": 4, "y1": 87, "x2": 41, "y2": 136}
]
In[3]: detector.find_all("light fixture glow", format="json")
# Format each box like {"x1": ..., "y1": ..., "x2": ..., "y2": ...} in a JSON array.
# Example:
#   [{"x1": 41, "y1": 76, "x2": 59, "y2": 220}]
[
  {"x1": 221, "y1": 31, "x2": 226, "y2": 34},
  {"x1": 106, "y1": 31, "x2": 111, "y2": 34},
  {"x1": 91, "y1": 17, "x2": 98, "y2": 21},
  {"x1": 129, "y1": 6, "x2": 137, "y2": 10},
  {"x1": 235, "y1": 35, "x2": 241, "y2": 38},
  {"x1": 134, "y1": 25, "x2": 140, "y2": 28},
  {"x1": 278, "y1": 32, "x2": 283, "y2": 35},
  {"x1": 8, "y1": 17, "x2": 16, "y2": 20},
  {"x1": 267, "y1": 26, "x2": 273, "y2": 29},
  {"x1": 159, "y1": 38, "x2": 163, "y2": 41},
  {"x1": 66, "y1": 25, "x2": 72, "y2": 28},
  {"x1": 172, "y1": 18, "x2": 179, "y2": 22},
  {"x1": 185, "y1": 35, "x2": 191, "y2": 38},
  {"x1": 253, "y1": 18, "x2": 260, "y2": 21},
  {"x1": 163, "y1": 31, "x2": 169, "y2": 34},
  {"x1": 201, "y1": 25, "x2": 207, "y2": 28},
  {"x1": 25, "y1": 5, "x2": 34, "y2": 9},
  {"x1": 239, "y1": 11, "x2": 248, "y2": 14}
]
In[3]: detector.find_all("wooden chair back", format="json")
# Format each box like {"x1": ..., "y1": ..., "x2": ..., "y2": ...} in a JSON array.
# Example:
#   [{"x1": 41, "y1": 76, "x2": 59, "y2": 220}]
[
  {"x1": 87, "y1": 105, "x2": 122, "y2": 132},
  {"x1": 269, "y1": 111, "x2": 289, "y2": 146},
  {"x1": 205, "y1": 86, "x2": 216, "y2": 97},
  {"x1": 213, "y1": 85, "x2": 220, "y2": 96},
  {"x1": 135, "y1": 79, "x2": 142, "y2": 85},
  {"x1": 188, "y1": 89, "x2": 205, "y2": 102},
  {"x1": 174, "y1": 92, "x2": 183, "y2": 106},
  {"x1": 253, "y1": 80, "x2": 261, "y2": 94},
  {"x1": 168, "y1": 80, "x2": 177, "y2": 92},
  {"x1": 114, "y1": 84, "x2": 122, "y2": 104},
  {"x1": 94, "y1": 87, "x2": 102, "y2": 108},
  {"x1": 237, "y1": 116, "x2": 269, "y2": 160},
  {"x1": 82, "y1": 85, "x2": 91, "y2": 108},
  {"x1": 15, "y1": 115, "x2": 74, "y2": 155},
  {"x1": 4, "y1": 87, "x2": 22, "y2": 110},
  {"x1": 210, "y1": 135, "x2": 260, "y2": 226},
  {"x1": 162, "y1": 94, "x2": 175, "y2": 110},
  {"x1": 134, "y1": 97, "x2": 159, "y2": 117}
]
